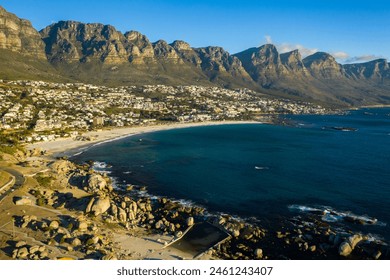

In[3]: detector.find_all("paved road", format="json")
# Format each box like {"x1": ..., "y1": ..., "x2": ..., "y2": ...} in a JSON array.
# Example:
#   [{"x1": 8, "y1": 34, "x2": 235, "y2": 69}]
[{"x1": 0, "y1": 167, "x2": 25, "y2": 202}]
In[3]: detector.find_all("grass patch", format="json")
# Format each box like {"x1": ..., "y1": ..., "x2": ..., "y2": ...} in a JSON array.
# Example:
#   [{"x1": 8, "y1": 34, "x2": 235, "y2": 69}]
[
  {"x1": 34, "y1": 174, "x2": 54, "y2": 188},
  {"x1": 0, "y1": 171, "x2": 12, "y2": 187}
]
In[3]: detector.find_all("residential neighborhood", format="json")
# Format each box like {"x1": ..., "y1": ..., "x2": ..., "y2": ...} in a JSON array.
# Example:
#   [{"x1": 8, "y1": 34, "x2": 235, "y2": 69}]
[{"x1": 0, "y1": 80, "x2": 333, "y2": 143}]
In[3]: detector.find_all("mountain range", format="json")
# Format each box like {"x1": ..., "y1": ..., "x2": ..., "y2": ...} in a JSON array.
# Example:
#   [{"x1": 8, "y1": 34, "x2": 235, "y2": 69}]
[{"x1": 1, "y1": 5, "x2": 390, "y2": 107}]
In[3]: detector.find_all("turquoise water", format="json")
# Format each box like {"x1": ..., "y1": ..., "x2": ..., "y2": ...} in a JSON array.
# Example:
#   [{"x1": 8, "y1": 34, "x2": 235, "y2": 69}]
[{"x1": 73, "y1": 108, "x2": 390, "y2": 240}]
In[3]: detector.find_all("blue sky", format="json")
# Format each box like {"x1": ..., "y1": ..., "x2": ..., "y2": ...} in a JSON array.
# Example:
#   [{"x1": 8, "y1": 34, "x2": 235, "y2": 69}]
[{"x1": 1, "y1": 0, "x2": 389, "y2": 63}]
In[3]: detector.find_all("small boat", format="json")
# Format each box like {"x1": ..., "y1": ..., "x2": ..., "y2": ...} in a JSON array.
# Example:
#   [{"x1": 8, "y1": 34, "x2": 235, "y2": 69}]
[
  {"x1": 322, "y1": 126, "x2": 358, "y2": 132},
  {"x1": 255, "y1": 166, "x2": 269, "y2": 170},
  {"x1": 331, "y1": 126, "x2": 358, "y2": 132}
]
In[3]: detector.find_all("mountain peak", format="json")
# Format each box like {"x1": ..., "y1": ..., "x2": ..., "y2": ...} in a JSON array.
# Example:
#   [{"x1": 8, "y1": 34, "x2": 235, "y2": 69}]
[
  {"x1": 170, "y1": 40, "x2": 192, "y2": 51},
  {"x1": 280, "y1": 49, "x2": 305, "y2": 71},
  {"x1": 0, "y1": 5, "x2": 46, "y2": 59},
  {"x1": 303, "y1": 52, "x2": 335, "y2": 64},
  {"x1": 303, "y1": 52, "x2": 343, "y2": 79}
]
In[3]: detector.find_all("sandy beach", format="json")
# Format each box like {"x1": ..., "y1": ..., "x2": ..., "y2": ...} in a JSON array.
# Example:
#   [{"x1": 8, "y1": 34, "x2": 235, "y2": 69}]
[{"x1": 28, "y1": 121, "x2": 261, "y2": 158}]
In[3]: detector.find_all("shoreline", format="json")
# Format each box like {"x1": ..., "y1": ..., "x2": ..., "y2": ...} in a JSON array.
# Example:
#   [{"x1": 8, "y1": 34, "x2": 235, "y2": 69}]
[
  {"x1": 2, "y1": 119, "x2": 389, "y2": 259},
  {"x1": 27, "y1": 120, "x2": 262, "y2": 159},
  {"x1": 352, "y1": 104, "x2": 390, "y2": 110}
]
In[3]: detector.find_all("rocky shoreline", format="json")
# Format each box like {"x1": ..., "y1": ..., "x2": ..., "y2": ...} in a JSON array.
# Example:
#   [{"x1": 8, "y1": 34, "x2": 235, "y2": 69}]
[{"x1": 1, "y1": 146, "x2": 389, "y2": 260}]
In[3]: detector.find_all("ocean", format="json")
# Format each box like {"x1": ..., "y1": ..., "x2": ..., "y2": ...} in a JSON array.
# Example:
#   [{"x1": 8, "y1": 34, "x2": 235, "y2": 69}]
[{"x1": 72, "y1": 108, "x2": 390, "y2": 241}]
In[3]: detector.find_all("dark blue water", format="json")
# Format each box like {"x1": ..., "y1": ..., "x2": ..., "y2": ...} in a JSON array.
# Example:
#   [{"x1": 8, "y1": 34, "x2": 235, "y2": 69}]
[{"x1": 73, "y1": 108, "x2": 390, "y2": 240}]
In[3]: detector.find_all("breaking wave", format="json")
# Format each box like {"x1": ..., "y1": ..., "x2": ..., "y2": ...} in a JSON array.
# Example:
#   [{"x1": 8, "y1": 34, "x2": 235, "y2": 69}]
[{"x1": 288, "y1": 204, "x2": 386, "y2": 226}]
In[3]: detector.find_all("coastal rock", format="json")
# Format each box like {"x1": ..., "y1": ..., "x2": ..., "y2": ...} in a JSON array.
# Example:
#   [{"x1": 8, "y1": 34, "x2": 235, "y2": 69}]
[
  {"x1": 15, "y1": 241, "x2": 27, "y2": 248},
  {"x1": 155, "y1": 220, "x2": 164, "y2": 229},
  {"x1": 129, "y1": 201, "x2": 138, "y2": 214},
  {"x1": 28, "y1": 148, "x2": 43, "y2": 157},
  {"x1": 29, "y1": 245, "x2": 40, "y2": 254},
  {"x1": 339, "y1": 241, "x2": 353, "y2": 257},
  {"x1": 146, "y1": 213, "x2": 154, "y2": 221},
  {"x1": 186, "y1": 217, "x2": 194, "y2": 227},
  {"x1": 240, "y1": 227, "x2": 254, "y2": 240},
  {"x1": 39, "y1": 251, "x2": 48, "y2": 259},
  {"x1": 86, "y1": 236, "x2": 100, "y2": 246},
  {"x1": 77, "y1": 221, "x2": 88, "y2": 231},
  {"x1": 102, "y1": 253, "x2": 118, "y2": 260},
  {"x1": 347, "y1": 234, "x2": 365, "y2": 249},
  {"x1": 118, "y1": 207, "x2": 127, "y2": 222},
  {"x1": 50, "y1": 160, "x2": 74, "y2": 175},
  {"x1": 49, "y1": 220, "x2": 60, "y2": 230},
  {"x1": 232, "y1": 229, "x2": 241, "y2": 238},
  {"x1": 71, "y1": 238, "x2": 81, "y2": 247},
  {"x1": 91, "y1": 197, "x2": 111, "y2": 216},
  {"x1": 16, "y1": 247, "x2": 29, "y2": 259},
  {"x1": 373, "y1": 251, "x2": 382, "y2": 260},
  {"x1": 85, "y1": 197, "x2": 95, "y2": 213},
  {"x1": 110, "y1": 203, "x2": 118, "y2": 217},
  {"x1": 86, "y1": 173, "x2": 110, "y2": 193},
  {"x1": 254, "y1": 248, "x2": 263, "y2": 259},
  {"x1": 169, "y1": 223, "x2": 176, "y2": 232},
  {"x1": 128, "y1": 210, "x2": 136, "y2": 221}
]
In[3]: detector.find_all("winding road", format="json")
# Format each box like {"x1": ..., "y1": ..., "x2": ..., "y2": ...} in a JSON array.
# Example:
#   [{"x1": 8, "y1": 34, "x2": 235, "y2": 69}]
[{"x1": 0, "y1": 167, "x2": 25, "y2": 202}]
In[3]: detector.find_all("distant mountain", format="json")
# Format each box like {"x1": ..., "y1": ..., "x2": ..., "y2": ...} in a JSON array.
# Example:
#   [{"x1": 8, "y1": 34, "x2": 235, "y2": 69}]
[
  {"x1": 235, "y1": 46, "x2": 390, "y2": 105},
  {"x1": 1, "y1": 5, "x2": 390, "y2": 107}
]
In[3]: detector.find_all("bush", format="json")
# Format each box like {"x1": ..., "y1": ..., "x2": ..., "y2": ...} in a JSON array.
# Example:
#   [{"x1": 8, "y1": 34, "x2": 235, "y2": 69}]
[{"x1": 34, "y1": 175, "x2": 54, "y2": 188}]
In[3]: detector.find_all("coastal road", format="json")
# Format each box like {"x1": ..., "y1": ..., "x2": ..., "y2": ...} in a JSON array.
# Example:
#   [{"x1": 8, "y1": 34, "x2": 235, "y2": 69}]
[{"x1": 0, "y1": 167, "x2": 25, "y2": 202}]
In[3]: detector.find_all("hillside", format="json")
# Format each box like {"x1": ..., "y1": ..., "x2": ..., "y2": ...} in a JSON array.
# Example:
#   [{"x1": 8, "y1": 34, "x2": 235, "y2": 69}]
[{"x1": 1, "y1": 5, "x2": 390, "y2": 107}]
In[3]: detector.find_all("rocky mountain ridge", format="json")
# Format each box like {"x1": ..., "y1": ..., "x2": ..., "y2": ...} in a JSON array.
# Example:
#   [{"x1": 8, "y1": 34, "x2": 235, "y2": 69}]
[{"x1": 1, "y1": 5, "x2": 390, "y2": 106}]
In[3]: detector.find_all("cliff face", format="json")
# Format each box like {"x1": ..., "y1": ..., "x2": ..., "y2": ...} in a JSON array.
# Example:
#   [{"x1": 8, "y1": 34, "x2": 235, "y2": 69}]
[
  {"x1": 39, "y1": 20, "x2": 253, "y2": 88},
  {"x1": 1, "y1": 5, "x2": 390, "y2": 106},
  {"x1": 280, "y1": 49, "x2": 307, "y2": 73},
  {"x1": 303, "y1": 52, "x2": 344, "y2": 79},
  {"x1": 0, "y1": 6, "x2": 46, "y2": 59},
  {"x1": 344, "y1": 59, "x2": 390, "y2": 80},
  {"x1": 40, "y1": 21, "x2": 129, "y2": 64}
]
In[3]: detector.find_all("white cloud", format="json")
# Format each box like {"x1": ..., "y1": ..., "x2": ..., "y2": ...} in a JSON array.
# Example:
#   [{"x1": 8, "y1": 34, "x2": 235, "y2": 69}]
[
  {"x1": 344, "y1": 55, "x2": 384, "y2": 64},
  {"x1": 331, "y1": 51, "x2": 349, "y2": 60},
  {"x1": 262, "y1": 36, "x2": 386, "y2": 64},
  {"x1": 263, "y1": 35, "x2": 318, "y2": 57},
  {"x1": 264, "y1": 35, "x2": 272, "y2": 44},
  {"x1": 277, "y1": 43, "x2": 318, "y2": 58}
]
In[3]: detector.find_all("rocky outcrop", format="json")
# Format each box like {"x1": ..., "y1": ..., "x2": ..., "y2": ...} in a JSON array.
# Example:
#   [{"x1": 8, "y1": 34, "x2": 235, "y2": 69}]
[
  {"x1": 344, "y1": 59, "x2": 390, "y2": 80},
  {"x1": 40, "y1": 21, "x2": 129, "y2": 64},
  {"x1": 85, "y1": 173, "x2": 112, "y2": 193},
  {"x1": 234, "y1": 44, "x2": 286, "y2": 85},
  {"x1": 50, "y1": 160, "x2": 74, "y2": 175},
  {"x1": 280, "y1": 49, "x2": 307, "y2": 73},
  {"x1": 0, "y1": 6, "x2": 46, "y2": 58},
  {"x1": 153, "y1": 40, "x2": 182, "y2": 63},
  {"x1": 196, "y1": 46, "x2": 247, "y2": 75},
  {"x1": 90, "y1": 196, "x2": 111, "y2": 216},
  {"x1": 303, "y1": 52, "x2": 344, "y2": 79},
  {"x1": 171, "y1": 40, "x2": 202, "y2": 66},
  {"x1": 338, "y1": 234, "x2": 367, "y2": 257},
  {"x1": 125, "y1": 31, "x2": 155, "y2": 64}
]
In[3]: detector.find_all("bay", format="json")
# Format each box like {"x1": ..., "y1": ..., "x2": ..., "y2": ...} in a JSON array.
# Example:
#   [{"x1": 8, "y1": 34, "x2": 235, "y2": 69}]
[{"x1": 73, "y1": 108, "x2": 390, "y2": 240}]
